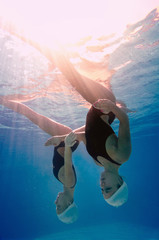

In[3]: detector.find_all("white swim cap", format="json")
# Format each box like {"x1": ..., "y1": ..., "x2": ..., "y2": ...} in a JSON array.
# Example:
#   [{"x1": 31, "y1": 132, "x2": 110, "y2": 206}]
[
  {"x1": 105, "y1": 181, "x2": 128, "y2": 207},
  {"x1": 57, "y1": 202, "x2": 78, "y2": 224}
]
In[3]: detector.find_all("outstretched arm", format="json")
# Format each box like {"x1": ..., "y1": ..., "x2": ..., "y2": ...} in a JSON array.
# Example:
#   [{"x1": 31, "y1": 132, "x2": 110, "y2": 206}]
[
  {"x1": 0, "y1": 97, "x2": 71, "y2": 136},
  {"x1": 94, "y1": 99, "x2": 131, "y2": 163},
  {"x1": 45, "y1": 125, "x2": 86, "y2": 146}
]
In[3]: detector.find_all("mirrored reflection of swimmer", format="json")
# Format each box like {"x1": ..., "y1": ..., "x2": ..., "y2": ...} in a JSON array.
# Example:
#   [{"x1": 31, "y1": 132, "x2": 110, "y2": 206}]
[{"x1": 0, "y1": 97, "x2": 83, "y2": 224}]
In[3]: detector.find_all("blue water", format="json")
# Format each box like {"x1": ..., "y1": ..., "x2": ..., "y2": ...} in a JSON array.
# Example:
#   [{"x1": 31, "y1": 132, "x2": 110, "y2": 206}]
[{"x1": 0, "y1": 8, "x2": 159, "y2": 240}]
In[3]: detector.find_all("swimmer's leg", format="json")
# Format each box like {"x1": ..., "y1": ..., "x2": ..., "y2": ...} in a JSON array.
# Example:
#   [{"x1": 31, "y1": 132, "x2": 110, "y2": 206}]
[
  {"x1": 0, "y1": 25, "x2": 116, "y2": 104},
  {"x1": 0, "y1": 97, "x2": 71, "y2": 136},
  {"x1": 1, "y1": 26, "x2": 116, "y2": 104},
  {"x1": 46, "y1": 52, "x2": 116, "y2": 104}
]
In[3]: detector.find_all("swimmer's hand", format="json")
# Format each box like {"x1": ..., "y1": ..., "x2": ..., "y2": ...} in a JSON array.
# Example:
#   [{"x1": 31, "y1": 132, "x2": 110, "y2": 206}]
[
  {"x1": 93, "y1": 99, "x2": 116, "y2": 114},
  {"x1": 64, "y1": 132, "x2": 77, "y2": 147},
  {"x1": 45, "y1": 136, "x2": 61, "y2": 146}
]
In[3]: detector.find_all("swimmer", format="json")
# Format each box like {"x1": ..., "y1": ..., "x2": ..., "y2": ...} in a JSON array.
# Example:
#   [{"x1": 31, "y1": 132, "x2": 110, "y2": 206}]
[
  {"x1": 85, "y1": 99, "x2": 131, "y2": 207},
  {"x1": 46, "y1": 98, "x2": 131, "y2": 207},
  {"x1": 53, "y1": 132, "x2": 79, "y2": 224},
  {"x1": 0, "y1": 97, "x2": 83, "y2": 223}
]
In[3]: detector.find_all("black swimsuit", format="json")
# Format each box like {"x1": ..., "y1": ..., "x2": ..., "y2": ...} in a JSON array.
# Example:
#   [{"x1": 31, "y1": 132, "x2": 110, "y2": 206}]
[
  {"x1": 52, "y1": 141, "x2": 79, "y2": 188},
  {"x1": 85, "y1": 106, "x2": 121, "y2": 166}
]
